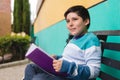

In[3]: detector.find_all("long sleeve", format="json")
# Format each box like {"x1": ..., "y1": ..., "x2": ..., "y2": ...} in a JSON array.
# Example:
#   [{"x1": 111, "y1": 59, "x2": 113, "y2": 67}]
[{"x1": 60, "y1": 60, "x2": 90, "y2": 80}]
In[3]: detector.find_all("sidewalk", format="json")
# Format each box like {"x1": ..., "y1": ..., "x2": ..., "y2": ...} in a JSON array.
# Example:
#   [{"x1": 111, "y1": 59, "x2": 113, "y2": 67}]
[{"x1": 0, "y1": 59, "x2": 30, "y2": 80}]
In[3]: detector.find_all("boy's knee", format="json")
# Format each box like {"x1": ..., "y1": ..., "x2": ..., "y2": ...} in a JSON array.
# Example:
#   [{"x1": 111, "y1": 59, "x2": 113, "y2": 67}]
[
  {"x1": 26, "y1": 63, "x2": 36, "y2": 68},
  {"x1": 25, "y1": 63, "x2": 35, "y2": 71}
]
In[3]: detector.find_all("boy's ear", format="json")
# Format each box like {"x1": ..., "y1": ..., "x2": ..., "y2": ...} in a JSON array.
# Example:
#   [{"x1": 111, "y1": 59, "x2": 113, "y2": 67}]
[{"x1": 84, "y1": 19, "x2": 89, "y2": 26}]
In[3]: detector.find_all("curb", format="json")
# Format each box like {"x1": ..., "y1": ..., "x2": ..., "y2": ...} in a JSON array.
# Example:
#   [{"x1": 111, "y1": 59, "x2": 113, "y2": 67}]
[{"x1": 0, "y1": 59, "x2": 30, "y2": 69}]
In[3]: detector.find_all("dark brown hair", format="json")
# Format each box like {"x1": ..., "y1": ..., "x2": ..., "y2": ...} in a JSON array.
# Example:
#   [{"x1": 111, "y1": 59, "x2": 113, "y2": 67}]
[{"x1": 64, "y1": 5, "x2": 90, "y2": 29}]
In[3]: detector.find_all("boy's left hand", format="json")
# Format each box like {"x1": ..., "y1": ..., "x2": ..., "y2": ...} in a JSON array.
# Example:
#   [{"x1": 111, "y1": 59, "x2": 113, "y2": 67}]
[{"x1": 53, "y1": 60, "x2": 62, "y2": 72}]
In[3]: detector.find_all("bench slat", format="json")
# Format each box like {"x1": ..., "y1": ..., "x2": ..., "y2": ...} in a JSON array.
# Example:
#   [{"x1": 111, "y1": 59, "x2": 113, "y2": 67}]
[
  {"x1": 101, "y1": 56, "x2": 120, "y2": 69},
  {"x1": 93, "y1": 30, "x2": 120, "y2": 36},
  {"x1": 98, "y1": 71, "x2": 119, "y2": 80},
  {"x1": 102, "y1": 42, "x2": 120, "y2": 51}
]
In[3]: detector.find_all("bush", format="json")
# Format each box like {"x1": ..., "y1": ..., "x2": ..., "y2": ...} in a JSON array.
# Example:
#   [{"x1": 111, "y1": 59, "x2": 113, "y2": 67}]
[{"x1": 0, "y1": 32, "x2": 31, "y2": 62}]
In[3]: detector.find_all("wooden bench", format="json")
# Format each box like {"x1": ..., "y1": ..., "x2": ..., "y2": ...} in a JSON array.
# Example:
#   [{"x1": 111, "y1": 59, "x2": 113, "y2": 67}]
[{"x1": 93, "y1": 30, "x2": 120, "y2": 80}]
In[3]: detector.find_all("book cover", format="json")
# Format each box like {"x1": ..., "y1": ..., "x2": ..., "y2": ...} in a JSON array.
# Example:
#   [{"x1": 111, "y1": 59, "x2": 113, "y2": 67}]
[{"x1": 25, "y1": 43, "x2": 67, "y2": 77}]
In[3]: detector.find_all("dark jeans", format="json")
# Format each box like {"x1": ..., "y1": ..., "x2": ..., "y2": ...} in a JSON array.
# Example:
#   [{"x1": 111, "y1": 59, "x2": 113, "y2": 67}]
[
  {"x1": 24, "y1": 63, "x2": 96, "y2": 80},
  {"x1": 24, "y1": 63, "x2": 68, "y2": 80}
]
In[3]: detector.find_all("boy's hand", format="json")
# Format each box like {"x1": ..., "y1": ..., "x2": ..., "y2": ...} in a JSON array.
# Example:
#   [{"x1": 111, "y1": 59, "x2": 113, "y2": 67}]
[{"x1": 53, "y1": 60, "x2": 62, "y2": 72}]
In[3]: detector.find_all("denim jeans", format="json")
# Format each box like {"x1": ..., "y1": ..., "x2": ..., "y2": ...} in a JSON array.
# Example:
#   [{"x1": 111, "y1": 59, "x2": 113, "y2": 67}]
[
  {"x1": 23, "y1": 63, "x2": 96, "y2": 80},
  {"x1": 24, "y1": 63, "x2": 68, "y2": 80}
]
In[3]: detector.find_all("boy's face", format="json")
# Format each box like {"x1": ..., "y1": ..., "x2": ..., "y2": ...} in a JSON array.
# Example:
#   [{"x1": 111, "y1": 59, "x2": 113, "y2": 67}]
[{"x1": 66, "y1": 12, "x2": 89, "y2": 36}]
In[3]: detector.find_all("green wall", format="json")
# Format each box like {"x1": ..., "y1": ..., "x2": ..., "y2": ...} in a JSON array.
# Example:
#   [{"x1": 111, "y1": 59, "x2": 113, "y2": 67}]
[
  {"x1": 35, "y1": 20, "x2": 68, "y2": 55},
  {"x1": 89, "y1": 0, "x2": 120, "y2": 31}
]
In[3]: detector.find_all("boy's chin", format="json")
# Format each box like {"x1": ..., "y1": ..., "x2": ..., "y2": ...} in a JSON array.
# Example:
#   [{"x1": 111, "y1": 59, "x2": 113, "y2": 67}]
[{"x1": 70, "y1": 33, "x2": 76, "y2": 36}]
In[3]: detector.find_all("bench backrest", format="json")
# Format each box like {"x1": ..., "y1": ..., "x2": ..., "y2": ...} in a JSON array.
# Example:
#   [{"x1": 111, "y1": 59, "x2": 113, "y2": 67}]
[{"x1": 93, "y1": 30, "x2": 120, "y2": 80}]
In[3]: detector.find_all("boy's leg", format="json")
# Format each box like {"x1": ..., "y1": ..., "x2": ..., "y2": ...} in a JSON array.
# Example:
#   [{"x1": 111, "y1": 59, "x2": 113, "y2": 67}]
[
  {"x1": 24, "y1": 63, "x2": 44, "y2": 80},
  {"x1": 32, "y1": 73, "x2": 68, "y2": 80},
  {"x1": 24, "y1": 63, "x2": 68, "y2": 80}
]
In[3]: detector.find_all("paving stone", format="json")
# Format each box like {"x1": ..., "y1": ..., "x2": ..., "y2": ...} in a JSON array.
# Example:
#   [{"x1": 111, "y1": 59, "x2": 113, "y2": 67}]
[{"x1": 0, "y1": 59, "x2": 30, "y2": 80}]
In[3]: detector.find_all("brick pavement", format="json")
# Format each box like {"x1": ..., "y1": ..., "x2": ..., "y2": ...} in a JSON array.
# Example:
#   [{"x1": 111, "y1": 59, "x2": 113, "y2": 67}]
[{"x1": 0, "y1": 59, "x2": 30, "y2": 80}]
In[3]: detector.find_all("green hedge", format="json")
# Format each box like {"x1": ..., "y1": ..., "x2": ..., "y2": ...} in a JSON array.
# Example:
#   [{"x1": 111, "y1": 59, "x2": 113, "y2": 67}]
[{"x1": 0, "y1": 32, "x2": 31, "y2": 61}]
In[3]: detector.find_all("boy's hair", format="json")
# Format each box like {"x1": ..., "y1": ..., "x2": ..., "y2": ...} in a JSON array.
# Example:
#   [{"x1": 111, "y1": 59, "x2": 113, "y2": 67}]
[{"x1": 64, "y1": 5, "x2": 90, "y2": 29}]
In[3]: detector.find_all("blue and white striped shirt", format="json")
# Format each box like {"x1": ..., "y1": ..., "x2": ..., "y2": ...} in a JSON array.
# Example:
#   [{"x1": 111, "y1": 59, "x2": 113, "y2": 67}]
[{"x1": 59, "y1": 32, "x2": 101, "y2": 80}]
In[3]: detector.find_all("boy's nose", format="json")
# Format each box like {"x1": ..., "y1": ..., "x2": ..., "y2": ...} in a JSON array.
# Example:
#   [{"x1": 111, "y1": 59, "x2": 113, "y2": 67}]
[{"x1": 69, "y1": 21, "x2": 73, "y2": 26}]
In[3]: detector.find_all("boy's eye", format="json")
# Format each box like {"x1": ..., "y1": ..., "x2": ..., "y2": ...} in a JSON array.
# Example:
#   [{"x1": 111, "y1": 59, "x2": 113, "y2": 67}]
[
  {"x1": 66, "y1": 17, "x2": 78, "y2": 23},
  {"x1": 66, "y1": 20, "x2": 70, "y2": 23},
  {"x1": 72, "y1": 18, "x2": 78, "y2": 20}
]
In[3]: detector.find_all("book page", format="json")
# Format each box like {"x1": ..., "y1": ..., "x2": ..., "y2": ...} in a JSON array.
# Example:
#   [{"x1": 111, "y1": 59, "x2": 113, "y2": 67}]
[
  {"x1": 25, "y1": 43, "x2": 51, "y2": 58},
  {"x1": 25, "y1": 43, "x2": 38, "y2": 56}
]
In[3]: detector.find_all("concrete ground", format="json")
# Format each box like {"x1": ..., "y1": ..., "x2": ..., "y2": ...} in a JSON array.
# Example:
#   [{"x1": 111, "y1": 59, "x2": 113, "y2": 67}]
[{"x1": 0, "y1": 59, "x2": 30, "y2": 80}]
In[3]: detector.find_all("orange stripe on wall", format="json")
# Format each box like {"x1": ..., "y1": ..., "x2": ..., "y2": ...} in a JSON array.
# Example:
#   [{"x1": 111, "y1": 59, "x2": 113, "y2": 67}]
[{"x1": 34, "y1": 0, "x2": 103, "y2": 33}]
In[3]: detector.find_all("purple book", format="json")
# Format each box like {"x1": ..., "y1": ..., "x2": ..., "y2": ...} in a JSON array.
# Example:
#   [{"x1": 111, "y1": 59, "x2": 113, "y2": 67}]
[{"x1": 25, "y1": 43, "x2": 67, "y2": 77}]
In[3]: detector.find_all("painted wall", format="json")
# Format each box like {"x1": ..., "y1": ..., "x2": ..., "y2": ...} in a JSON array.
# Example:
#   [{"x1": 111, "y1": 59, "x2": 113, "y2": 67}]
[
  {"x1": 0, "y1": 0, "x2": 11, "y2": 36},
  {"x1": 34, "y1": 0, "x2": 104, "y2": 54},
  {"x1": 34, "y1": 0, "x2": 120, "y2": 79},
  {"x1": 34, "y1": 0, "x2": 120, "y2": 53}
]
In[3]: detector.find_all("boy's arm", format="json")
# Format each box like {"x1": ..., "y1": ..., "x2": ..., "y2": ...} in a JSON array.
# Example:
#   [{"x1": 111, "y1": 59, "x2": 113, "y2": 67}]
[
  {"x1": 60, "y1": 60, "x2": 90, "y2": 80},
  {"x1": 59, "y1": 46, "x2": 101, "y2": 79}
]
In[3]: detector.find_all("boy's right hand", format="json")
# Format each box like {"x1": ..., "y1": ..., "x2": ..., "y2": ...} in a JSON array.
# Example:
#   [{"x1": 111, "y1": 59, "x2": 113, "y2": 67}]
[{"x1": 53, "y1": 60, "x2": 63, "y2": 72}]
